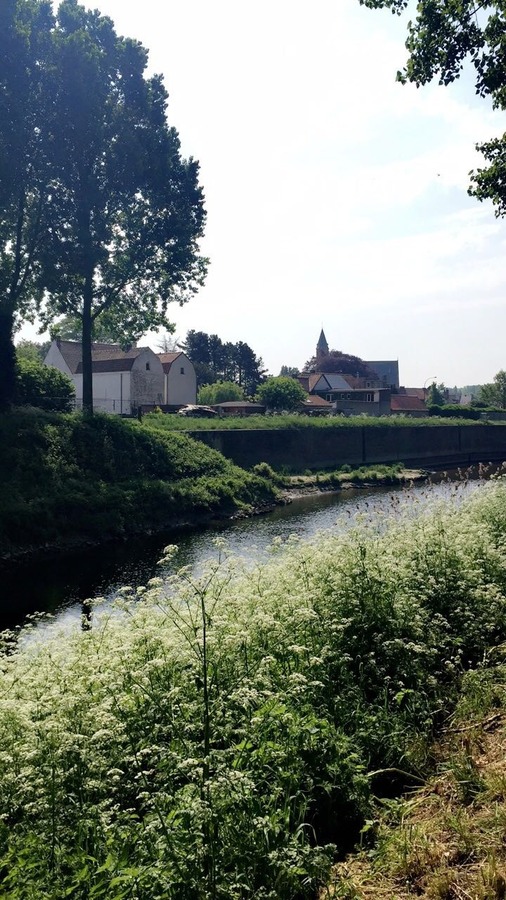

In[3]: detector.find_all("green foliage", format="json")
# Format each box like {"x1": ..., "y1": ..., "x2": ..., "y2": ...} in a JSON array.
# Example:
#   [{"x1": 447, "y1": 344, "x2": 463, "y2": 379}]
[
  {"x1": 257, "y1": 376, "x2": 307, "y2": 411},
  {"x1": 425, "y1": 382, "x2": 446, "y2": 406},
  {"x1": 428, "y1": 404, "x2": 481, "y2": 420},
  {"x1": 197, "y1": 381, "x2": 245, "y2": 405},
  {"x1": 3, "y1": 479, "x2": 506, "y2": 895},
  {"x1": 7, "y1": 1, "x2": 206, "y2": 415},
  {"x1": 279, "y1": 365, "x2": 300, "y2": 378},
  {"x1": 357, "y1": 1, "x2": 506, "y2": 215},
  {"x1": 182, "y1": 330, "x2": 266, "y2": 394},
  {"x1": 50, "y1": 312, "x2": 120, "y2": 344},
  {"x1": 15, "y1": 339, "x2": 50, "y2": 363},
  {"x1": 479, "y1": 371, "x2": 506, "y2": 409},
  {"x1": 0, "y1": 0, "x2": 55, "y2": 408},
  {"x1": 251, "y1": 461, "x2": 286, "y2": 485},
  {"x1": 304, "y1": 349, "x2": 376, "y2": 378},
  {"x1": 144, "y1": 412, "x2": 494, "y2": 431},
  {"x1": 0, "y1": 409, "x2": 276, "y2": 557},
  {"x1": 15, "y1": 357, "x2": 74, "y2": 412}
]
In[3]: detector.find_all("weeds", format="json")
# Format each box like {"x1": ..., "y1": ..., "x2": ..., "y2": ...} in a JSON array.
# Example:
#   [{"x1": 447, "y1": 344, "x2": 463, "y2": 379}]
[{"x1": 3, "y1": 480, "x2": 506, "y2": 895}]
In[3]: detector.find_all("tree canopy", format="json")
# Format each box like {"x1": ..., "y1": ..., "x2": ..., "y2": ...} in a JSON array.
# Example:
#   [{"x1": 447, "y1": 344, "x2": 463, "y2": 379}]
[
  {"x1": 358, "y1": 0, "x2": 506, "y2": 214},
  {"x1": 0, "y1": 0, "x2": 55, "y2": 408},
  {"x1": 426, "y1": 381, "x2": 446, "y2": 406},
  {"x1": 0, "y1": 0, "x2": 207, "y2": 412},
  {"x1": 479, "y1": 370, "x2": 506, "y2": 408},
  {"x1": 181, "y1": 331, "x2": 267, "y2": 395},
  {"x1": 304, "y1": 349, "x2": 377, "y2": 378},
  {"x1": 256, "y1": 376, "x2": 306, "y2": 412},
  {"x1": 197, "y1": 381, "x2": 245, "y2": 405}
]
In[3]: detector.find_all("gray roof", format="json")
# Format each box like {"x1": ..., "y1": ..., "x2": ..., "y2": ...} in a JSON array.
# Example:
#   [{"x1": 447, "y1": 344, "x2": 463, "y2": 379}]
[
  {"x1": 316, "y1": 329, "x2": 329, "y2": 354},
  {"x1": 55, "y1": 339, "x2": 147, "y2": 374},
  {"x1": 365, "y1": 360, "x2": 399, "y2": 389},
  {"x1": 317, "y1": 373, "x2": 353, "y2": 391}
]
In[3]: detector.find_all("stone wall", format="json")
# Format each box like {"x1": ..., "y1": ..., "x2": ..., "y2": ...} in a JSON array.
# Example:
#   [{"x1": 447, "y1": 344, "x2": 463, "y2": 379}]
[{"x1": 190, "y1": 425, "x2": 506, "y2": 471}]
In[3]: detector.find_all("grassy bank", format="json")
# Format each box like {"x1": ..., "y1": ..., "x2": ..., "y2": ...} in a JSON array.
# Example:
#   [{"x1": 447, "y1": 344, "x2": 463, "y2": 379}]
[
  {"x1": 143, "y1": 412, "x2": 502, "y2": 432},
  {"x1": 0, "y1": 408, "x2": 277, "y2": 560},
  {"x1": 2, "y1": 479, "x2": 506, "y2": 897},
  {"x1": 329, "y1": 667, "x2": 506, "y2": 899}
]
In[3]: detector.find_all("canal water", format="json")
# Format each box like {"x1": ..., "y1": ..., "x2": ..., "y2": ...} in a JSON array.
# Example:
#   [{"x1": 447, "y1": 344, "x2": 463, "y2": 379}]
[{"x1": 0, "y1": 476, "x2": 485, "y2": 633}]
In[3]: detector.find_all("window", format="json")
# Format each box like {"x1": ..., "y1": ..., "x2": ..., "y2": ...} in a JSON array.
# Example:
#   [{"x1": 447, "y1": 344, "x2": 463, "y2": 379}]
[
  {"x1": 326, "y1": 393, "x2": 333, "y2": 402},
  {"x1": 145, "y1": 362, "x2": 150, "y2": 371},
  {"x1": 180, "y1": 367, "x2": 185, "y2": 375},
  {"x1": 341, "y1": 393, "x2": 346, "y2": 400},
  {"x1": 346, "y1": 393, "x2": 351, "y2": 400},
  {"x1": 366, "y1": 392, "x2": 374, "y2": 402}
]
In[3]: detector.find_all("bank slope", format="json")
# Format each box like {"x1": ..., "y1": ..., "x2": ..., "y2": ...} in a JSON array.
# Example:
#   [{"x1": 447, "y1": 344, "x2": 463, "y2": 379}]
[{"x1": 0, "y1": 408, "x2": 276, "y2": 560}]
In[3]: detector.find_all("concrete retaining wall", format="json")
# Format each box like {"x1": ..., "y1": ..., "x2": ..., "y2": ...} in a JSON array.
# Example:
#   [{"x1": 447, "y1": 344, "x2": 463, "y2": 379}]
[{"x1": 191, "y1": 425, "x2": 506, "y2": 471}]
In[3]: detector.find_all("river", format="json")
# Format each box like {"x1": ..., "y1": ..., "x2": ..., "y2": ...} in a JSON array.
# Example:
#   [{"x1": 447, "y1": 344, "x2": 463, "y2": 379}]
[{"x1": 0, "y1": 475, "x2": 485, "y2": 633}]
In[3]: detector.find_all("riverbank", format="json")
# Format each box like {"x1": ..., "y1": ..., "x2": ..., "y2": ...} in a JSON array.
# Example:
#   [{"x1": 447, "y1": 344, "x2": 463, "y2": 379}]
[
  {"x1": 280, "y1": 463, "x2": 428, "y2": 498},
  {"x1": 0, "y1": 410, "x2": 433, "y2": 567},
  {"x1": 145, "y1": 414, "x2": 506, "y2": 471},
  {"x1": 0, "y1": 408, "x2": 278, "y2": 563},
  {"x1": 2, "y1": 477, "x2": 506, "y2": 898}
]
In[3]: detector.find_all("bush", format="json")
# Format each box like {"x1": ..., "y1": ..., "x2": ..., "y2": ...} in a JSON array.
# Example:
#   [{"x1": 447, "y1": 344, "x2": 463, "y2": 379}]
[
  {"x1": 428, "y1": 404, "x2": 481, "y2": 420},
  {"x1": 16, "y1": 358, "x2": 75, "y2": 412},
  {"x1": 197, "y1": 381, "x2": 245, "y2": 405}
]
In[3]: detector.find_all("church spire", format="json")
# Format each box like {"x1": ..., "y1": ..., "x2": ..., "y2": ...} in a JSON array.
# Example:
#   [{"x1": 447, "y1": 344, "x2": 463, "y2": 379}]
[{"x1": 316, "y1": 328, "x2": 329, "y2": 361}]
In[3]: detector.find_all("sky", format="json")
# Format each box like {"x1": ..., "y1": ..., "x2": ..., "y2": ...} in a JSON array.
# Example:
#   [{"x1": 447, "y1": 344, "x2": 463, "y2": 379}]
[{"x1": 23, "y1": 0, "x2": 506, "y2": 387}]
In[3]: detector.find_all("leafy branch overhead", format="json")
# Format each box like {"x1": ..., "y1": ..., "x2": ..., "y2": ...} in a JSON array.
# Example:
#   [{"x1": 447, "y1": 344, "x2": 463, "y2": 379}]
[{"x1": 358, "y1": 0, "x2": 506, "y2": 214}]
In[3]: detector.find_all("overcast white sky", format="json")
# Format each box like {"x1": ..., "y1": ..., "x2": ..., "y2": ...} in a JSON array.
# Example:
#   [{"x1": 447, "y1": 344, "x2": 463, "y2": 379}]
[{"x1": 26, "y1": 0, "x2": 506, "y2": 387}]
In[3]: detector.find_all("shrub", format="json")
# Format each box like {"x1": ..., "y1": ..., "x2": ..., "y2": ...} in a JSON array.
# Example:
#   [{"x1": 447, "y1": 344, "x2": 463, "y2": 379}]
[
  {"x1": 198, "y1": 381, "x2": 245, "y2": 405},
  {"x1": 16, "y1": 358, "x2": 75, "y2": 412}
]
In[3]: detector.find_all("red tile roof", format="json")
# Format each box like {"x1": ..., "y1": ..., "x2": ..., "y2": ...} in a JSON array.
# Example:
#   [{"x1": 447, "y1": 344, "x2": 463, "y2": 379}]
[
  {"x1": 391, "y1": 395, "x2": 427, "y2": 412},
  {"x1": 301, "y1": 395, "x2": 333, "y2": 407},
  {"x1": 158, "y1": 351, "x2": 184, "y2": 373}
]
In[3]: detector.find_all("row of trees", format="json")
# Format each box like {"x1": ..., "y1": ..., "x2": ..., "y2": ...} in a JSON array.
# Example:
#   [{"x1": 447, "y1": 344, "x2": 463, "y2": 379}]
[
  {"x1": 181, "y1": 330, "x2": 267, "y2": 395},
  {"x1": 1, "y1": 0, "x2": 206, "y2": 412}
]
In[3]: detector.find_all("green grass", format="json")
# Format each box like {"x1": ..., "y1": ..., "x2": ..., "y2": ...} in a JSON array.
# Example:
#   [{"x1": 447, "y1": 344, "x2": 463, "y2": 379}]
[
  {"x1": 285, "y1": 462, "x2": 410, "y2": 488},
  {"x1": 3, "y1": 478, "x2": 506, "y2": 896},
  {"x1": 143, "y1": 412, "x2": 500, "y2": 431},
  {"x1": 0, "y1": 408, "x2": 277, "y2": 558}
]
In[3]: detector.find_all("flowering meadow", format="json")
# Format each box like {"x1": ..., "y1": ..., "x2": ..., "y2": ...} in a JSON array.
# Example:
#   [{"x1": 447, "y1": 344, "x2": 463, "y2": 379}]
[{"x1": 2, "y1": 479, "x2": 506, "y2": 898}]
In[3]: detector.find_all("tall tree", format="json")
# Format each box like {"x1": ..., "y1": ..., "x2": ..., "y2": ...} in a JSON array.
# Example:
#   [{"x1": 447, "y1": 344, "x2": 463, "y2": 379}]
[
  {"x1": 0, "y1": 0, "x2": 55, "y2": 409},
  {"x1": 181, "y1": 330, "x2": 266, "y2": 393},
  {"x1": 233, "y1": 341, "x2": 267, "y2": 395},
  {"x1": 38, "y1": 0, "x2": 206, "y2": 413},
  {"x1": 257, "y1": 376, "x2": 306, "y2": 412},
  {"x1": 357, "y1": 0, "x2": 506, "y2": 213},
  {"x1": 479, "y1": 370, "x2": 506, "y2": 408}
]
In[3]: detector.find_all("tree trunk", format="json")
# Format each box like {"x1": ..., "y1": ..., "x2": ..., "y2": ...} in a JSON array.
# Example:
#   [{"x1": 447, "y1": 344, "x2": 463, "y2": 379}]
[
  {"x1": 81, "y1": 276, "x2": 94, "y2": 415},
  {"x1": 0, "y1": 304, "x2": 17, "y2": 410}
]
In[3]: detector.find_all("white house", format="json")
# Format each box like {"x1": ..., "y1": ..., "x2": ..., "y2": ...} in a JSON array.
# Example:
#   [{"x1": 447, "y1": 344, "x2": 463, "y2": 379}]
[
  {"x1": 44, "y1": 339, "x2": 162, "y2": 414},
  {"x1": 44, "y1": 339, "x2": 197, "y2": 414},
  {"x1": 159, "y1": 352, "x2": 197, "y2": 406}
]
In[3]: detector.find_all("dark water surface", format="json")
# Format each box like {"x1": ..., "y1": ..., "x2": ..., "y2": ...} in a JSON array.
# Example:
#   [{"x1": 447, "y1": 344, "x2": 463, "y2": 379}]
[{"x1": 0, "y1": 477, "x2": 484, "y2": 632}]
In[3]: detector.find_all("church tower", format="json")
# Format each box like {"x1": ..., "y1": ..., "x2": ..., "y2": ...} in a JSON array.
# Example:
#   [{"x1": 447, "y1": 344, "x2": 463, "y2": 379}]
[{"x1": 316, "y1": 328, "x2": 329, "y2": 363}]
